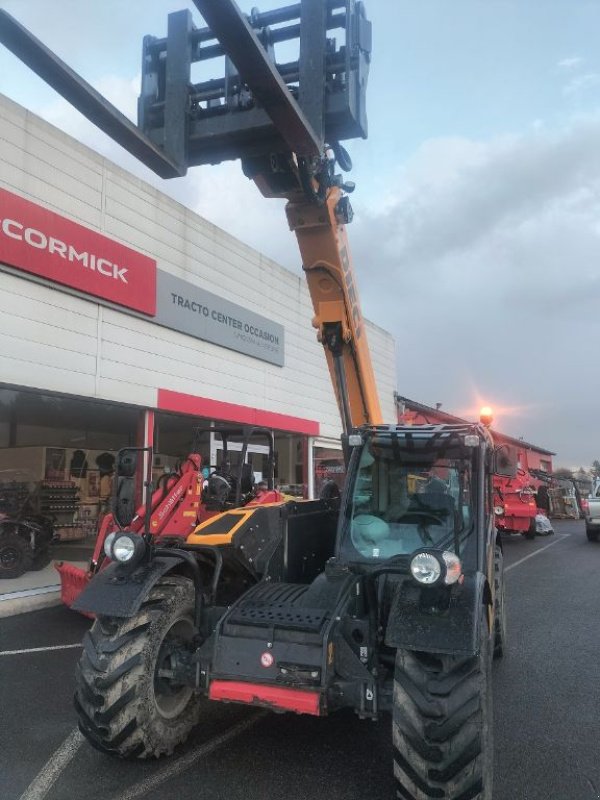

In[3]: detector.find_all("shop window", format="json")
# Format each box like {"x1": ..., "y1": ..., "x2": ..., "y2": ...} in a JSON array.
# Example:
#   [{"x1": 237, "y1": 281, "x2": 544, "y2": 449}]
[
  {"x1": 153, "y1": 412, "x2": 212, "y2": 482},
  {"x1": 0, "y1": 387, "x2": 140, "y2": 543},
  {"x1": 153, "y1": 413, "x2": 307, "y2": 498},
  {"x1": 274, "y1": 434, "x2": 307, "y2": 498},
  {"x1": 314, "y1": 446, "x2": 346, "y2": 498}
]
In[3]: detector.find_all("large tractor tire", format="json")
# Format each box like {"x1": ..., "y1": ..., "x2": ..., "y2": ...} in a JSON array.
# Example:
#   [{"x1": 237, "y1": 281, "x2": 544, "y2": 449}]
[
  {"x1": 392, "y1": 617, "x2": 493, "y2": 800},
  {"x1": 0, "y1": 531, "x2": 32, "y2": 579},
  {"x1": 75, "y1": 575, "x2": 201, "y2": 759},
  {"x1": 493, "y1": 545, "x2": 507, "y2": 659}
]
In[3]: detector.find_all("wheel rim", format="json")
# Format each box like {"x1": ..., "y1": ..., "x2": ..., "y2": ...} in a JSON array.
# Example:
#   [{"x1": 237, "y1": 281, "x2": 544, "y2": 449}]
[
  {"x1": 153, "y1": 614, "x2": 196, "y2": 720},
  {"x1": 0, "y1": 545, "x2": 20, "y2": 570}
]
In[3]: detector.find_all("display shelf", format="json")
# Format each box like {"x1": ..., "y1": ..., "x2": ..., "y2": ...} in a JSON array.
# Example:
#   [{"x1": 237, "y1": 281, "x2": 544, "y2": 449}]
[{"x1": 38, "y1": 480, "x2": 82, "y2": 540}]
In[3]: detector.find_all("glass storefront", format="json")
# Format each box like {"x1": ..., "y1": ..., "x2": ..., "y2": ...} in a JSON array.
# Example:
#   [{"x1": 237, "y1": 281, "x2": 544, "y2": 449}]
[
  {"x1": 0, "y1": 387, "x2": 141, "y2": 543},
  {"x1": 0, "y1": 385, "x2": 314, "y2": 582},
  {"x1": 313, "y1": 444, "x2": 346, "y2": 498},
  {"x1": 153, "y1": 411, "x2": 308, "y2": 498}
]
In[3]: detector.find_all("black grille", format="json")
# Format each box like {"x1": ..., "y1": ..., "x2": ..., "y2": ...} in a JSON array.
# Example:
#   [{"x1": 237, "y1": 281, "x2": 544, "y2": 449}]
[
  {"x1": 228, "y1": 604, "x2": 328, "y2": 632},
  {"x1": 226, "y1": 583, "x2": 329, "y2": 632}
]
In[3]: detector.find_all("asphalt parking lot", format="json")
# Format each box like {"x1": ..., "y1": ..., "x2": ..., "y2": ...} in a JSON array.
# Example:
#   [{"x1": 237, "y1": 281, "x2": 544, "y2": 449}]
[{"x1": 1, "y1": 519, "x2": 599, "y2": 800}]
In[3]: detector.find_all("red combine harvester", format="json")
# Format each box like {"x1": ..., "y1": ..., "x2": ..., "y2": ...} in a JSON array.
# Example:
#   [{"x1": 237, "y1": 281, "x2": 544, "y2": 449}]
[
  {"x1": 486, "y1": 402, "x2": 550, "y2": 539},
  {"x1": 56, "y1": 426, "x2": 281, "y2": 612}
]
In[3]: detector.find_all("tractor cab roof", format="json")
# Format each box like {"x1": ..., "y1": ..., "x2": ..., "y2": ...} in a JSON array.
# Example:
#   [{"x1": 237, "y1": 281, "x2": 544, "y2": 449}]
[{"x1": 360, "y1": 423, "x2": 492, "y2": 451}]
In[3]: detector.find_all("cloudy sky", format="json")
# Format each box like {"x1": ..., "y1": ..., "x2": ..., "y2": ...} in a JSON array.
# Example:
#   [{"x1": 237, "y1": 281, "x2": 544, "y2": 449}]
[{"x1": 1, "y1": 0, "x2": 599, "y2": 468}]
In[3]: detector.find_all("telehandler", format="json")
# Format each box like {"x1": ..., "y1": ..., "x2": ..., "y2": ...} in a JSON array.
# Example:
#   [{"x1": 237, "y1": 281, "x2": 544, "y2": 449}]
[{"x1": 0, "y1": 3, "x2": 514, "y2": 797}]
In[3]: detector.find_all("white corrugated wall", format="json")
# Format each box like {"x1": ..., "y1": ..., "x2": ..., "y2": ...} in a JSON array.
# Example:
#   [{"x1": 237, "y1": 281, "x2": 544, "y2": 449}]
[{"x1": 0, "y1": 93, "x2": 397, "y2": 438}]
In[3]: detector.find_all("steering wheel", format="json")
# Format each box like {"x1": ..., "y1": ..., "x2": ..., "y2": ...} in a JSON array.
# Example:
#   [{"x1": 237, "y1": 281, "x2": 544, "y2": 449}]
[
  {"x1": 400, "y1": 509, "x2": 444, "y2": 526},
  {"x1": 407, "y1": 494, "x2": 446, "y2": 517}
]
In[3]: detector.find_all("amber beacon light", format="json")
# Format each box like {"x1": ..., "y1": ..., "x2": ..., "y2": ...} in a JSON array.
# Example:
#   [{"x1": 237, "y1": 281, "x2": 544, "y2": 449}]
[{"x1": 479, "y1": 406, "x2": 494, "y2": 427}]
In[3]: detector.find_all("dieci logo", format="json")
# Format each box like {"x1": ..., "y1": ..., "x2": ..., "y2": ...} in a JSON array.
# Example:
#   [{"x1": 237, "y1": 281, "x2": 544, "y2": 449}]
[{"x1": 0, "y1": 188, "x2": 157, "y2": 315}]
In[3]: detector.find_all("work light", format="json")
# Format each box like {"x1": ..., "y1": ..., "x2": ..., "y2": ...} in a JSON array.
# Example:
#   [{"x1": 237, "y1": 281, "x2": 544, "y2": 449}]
[
  {"x1": 103, "y1": 532, "x2": 117, "y2": 559},
  {"x1": 104, "y1": 532, "x2": 146, "y2": 566},
  {"x1": 410, "y1": 550, "x2": 462, "y2": 587},
  {"x1": 113, "y1": 534, "x2": 136, "y2": 563}
]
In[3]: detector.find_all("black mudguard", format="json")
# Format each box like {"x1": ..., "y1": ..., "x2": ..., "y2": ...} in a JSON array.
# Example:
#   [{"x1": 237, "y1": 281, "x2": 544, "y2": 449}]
[
  {"x1": 72, "y1": 556, "x2": 183, "y2": 618},
  {"x1": 384, "y1": 572, "x2": 489, "y2": 657}
]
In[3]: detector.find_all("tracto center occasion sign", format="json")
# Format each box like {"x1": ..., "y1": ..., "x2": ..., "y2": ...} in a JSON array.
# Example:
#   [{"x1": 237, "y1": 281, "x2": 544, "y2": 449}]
[{"x1": 156, "y1": 271, "x2": 285, "y2": 367}]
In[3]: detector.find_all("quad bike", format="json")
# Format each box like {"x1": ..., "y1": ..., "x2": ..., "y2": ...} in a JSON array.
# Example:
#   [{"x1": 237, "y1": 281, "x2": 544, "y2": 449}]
[
  {"x1": 0, "y1": 479, "x2": 54, "y2": 579},
  {"x1": 0, "y1": 511, "x2": 54, "y2": 579}
]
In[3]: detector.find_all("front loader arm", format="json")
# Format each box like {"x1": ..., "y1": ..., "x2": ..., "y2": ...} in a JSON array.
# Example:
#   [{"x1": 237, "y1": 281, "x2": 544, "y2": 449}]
[{"x1": 285, "y1": 186, "x2": 382, "y2": 431}]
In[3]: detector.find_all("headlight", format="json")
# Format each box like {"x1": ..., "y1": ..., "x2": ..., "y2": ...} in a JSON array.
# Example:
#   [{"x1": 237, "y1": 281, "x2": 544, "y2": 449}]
[
  {"x1": 112, "y1": 534, "x2": 136, "y2": 563},
  {"x1": 410, "y1": 550, "x2": 462, "y2": 587},
  {"x1": 104, "y1": 532, "x2": 117, "y2": 559},
  {"x1": 494, "y1": 506, "x2": 504, "y2": 516},
  {"x1": 410, "y1": 552, "x2": 441, "y2": 584}
]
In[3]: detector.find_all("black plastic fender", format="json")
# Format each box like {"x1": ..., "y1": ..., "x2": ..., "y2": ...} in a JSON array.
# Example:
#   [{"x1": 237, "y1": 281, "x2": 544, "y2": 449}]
[
  {"x1": 384, "y1": 572, "x2": 489, "y2": 657},
  {"x1": 72, "y1": 556, "x2": 185, "y2": 618}
]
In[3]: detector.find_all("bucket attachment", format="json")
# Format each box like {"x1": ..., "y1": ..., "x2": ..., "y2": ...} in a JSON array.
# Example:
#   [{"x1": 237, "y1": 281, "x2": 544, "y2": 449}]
[{"x1": 55, "y1": 561, "x2": 94, "y2": 618}]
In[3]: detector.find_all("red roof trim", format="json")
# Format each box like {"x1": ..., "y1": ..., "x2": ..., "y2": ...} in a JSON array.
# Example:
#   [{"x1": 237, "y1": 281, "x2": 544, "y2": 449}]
[{"x1": 157, "y1": 388, "x2": 320, "y2": 436}]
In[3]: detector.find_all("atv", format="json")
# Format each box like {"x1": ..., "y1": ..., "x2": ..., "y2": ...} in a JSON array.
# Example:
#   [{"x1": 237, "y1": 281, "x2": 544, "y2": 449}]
[{"x1": 0, "y1": 511, "x2": 54, "y2": 579}]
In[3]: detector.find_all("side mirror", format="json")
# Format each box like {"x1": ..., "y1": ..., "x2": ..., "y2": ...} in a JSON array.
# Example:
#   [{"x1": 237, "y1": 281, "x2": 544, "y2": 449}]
[
  {"x1": 113, "y1": 477, "x2": 136, "y2": 528},
  {"x1": 112, "y1": 449, "x2": 139, "y2": 528},
  {"x1": 493, "y1": 445, "x2": 517, "y2": 478},
  {"x1": 116, "y1": 450, "x2": 137, "y2": 478}
]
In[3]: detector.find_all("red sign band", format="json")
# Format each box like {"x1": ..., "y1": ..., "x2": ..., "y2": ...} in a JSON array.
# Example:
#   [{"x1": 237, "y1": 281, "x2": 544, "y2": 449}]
[{"x1": 0, "y1": 188, "x2": 156, "y2": 315}]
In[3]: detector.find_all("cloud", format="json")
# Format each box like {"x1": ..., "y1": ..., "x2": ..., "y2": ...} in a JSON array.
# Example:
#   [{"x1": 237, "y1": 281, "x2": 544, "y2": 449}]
[
  {"x1": 563, "y1": 72, "x2": 600, "y2": 97},
  {"x1": 557, "y1": 56, "x2": 583, "y2": 70},
  {"x1": 343, "y1": 121, "x2": 600, "y2": 465}
]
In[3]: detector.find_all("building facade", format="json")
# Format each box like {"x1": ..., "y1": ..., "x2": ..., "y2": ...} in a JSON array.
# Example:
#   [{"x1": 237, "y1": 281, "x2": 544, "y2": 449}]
[{"x1": 0, "y1": 94, "x2": 397, "y2": 541}]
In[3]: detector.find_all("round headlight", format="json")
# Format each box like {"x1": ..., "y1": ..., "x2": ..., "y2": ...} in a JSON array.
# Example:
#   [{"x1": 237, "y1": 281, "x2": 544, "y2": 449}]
[
  {"x1": 494, "y1": 506, "x2": 504, "y2": 516},
  {"x1": 410, "y1": 552, "x2": 442, "y2": 585},
  {"x1": 104, "y1": 532, "x2": 117, "y2": 559},
  {"x1": 112, "y1": 535, "x2": 136, "y2": 563},
  {"x1": 442, "y1": 551, "x2": 462, "y2": 585}
]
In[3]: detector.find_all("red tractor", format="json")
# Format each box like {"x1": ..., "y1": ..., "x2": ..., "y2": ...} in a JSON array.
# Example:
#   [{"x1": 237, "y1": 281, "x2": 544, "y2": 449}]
[
  {"x1": 493, "y1": 469, "x2": 538, "y2": 539},
  {"x1": 56, "y1": 426, "x2": 282, "y2": 612}
]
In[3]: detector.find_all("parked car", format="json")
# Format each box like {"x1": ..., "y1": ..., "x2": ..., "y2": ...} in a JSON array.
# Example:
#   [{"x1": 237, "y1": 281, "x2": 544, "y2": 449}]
[{"x1": 582, "y1": 485, "x2": 600, "y2": 542}]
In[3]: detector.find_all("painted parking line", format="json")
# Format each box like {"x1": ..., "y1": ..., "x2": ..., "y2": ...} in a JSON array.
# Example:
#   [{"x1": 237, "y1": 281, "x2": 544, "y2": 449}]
[
  {"x1": 17, "y1": 709, "x2": 267, "y2": 800},
  {"x1": 505, "y1": 533, "x2": 570, "y2": 574},
  {"x1": 111, "y1": 711, "x2": 268, "y2": 800},
  {"x1": 0, "y1": 643, "x2": 82, "y2": 656},
  {"x1": 18, "y1": 729, "x2": 84, "y2": 800}
]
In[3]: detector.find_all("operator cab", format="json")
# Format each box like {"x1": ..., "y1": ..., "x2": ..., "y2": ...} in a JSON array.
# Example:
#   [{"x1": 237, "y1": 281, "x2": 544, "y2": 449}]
[{"x1": 338, "y1": 425, "x2": 489, "y2": 567}]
